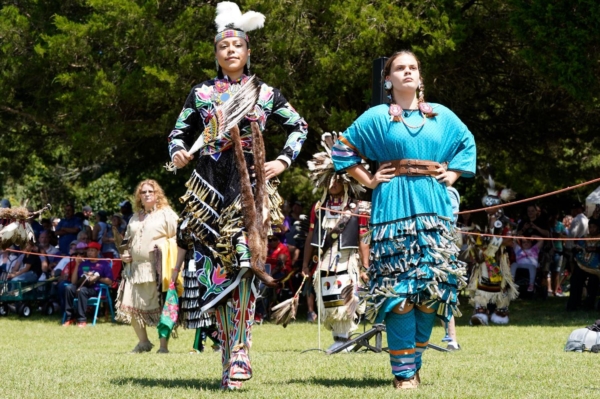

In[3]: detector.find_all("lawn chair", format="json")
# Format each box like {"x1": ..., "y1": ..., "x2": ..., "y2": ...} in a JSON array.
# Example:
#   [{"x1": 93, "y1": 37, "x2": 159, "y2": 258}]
[{"x1": 61, "y1": 261, "x2": 116, "y2": 326}]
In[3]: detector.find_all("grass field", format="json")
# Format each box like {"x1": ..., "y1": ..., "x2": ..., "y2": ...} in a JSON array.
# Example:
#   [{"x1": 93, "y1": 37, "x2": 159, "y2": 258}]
[{"x1": 1, "y1": 296, "x2": 599, "y2": 398}]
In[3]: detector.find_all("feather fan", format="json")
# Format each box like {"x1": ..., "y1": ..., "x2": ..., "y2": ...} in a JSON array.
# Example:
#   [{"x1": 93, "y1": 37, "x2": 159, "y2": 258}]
[
  {"x1": 165, "y1": 76, "x2": 260, "y2": 172},
  {"x1": 272, "y1": 276, "x2": 307, "y2": 328}
]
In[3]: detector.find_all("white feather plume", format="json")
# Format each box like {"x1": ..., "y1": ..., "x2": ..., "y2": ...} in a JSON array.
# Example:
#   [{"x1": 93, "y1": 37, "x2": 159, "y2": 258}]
[
  {"x1": 215, "y1": 2, "x2": 265, "y2": 33},
  {"x1": 500, "y1": 188, "x2": 516, "y2": 202},
  {"x1": 237, "y1": 11, "x2": 265, "y2": 32},
  {"x1": 215, "y1": 2, "x2": 242, "y2": 32}
]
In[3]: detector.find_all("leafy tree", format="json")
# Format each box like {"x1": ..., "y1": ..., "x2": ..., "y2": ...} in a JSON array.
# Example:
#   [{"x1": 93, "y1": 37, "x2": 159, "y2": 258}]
[{"x1": 0, "y1": 0, "x2": 598, "y2": 217}]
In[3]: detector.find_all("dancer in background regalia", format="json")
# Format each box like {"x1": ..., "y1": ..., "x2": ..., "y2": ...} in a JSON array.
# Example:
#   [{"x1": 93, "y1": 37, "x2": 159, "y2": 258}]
[
  {"x1": 301, "y1": 133, "x2": 370, "y2": 353},
  {"x1": 465, "y1": 168, "x2": 518, "y2": 325}
]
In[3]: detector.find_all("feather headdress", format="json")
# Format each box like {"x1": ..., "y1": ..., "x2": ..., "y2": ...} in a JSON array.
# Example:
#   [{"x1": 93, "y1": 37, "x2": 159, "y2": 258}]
[
  {"x1": 479, "y1": 164, "x2": 515, "y2": 207},
  {"x1": 214, "y1": 2, "x2": 265, "y2": 43},
  {"x1": 307, "y1": 132, "x2": 365, "y2": 206},
  {"x1": 0, "y1": 202, "x2": 51, "y2": 249}
]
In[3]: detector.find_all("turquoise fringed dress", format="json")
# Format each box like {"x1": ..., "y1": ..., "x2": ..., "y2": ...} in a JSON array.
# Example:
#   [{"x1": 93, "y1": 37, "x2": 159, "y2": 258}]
[{"x1": 332, "y1": 104, "x2": 476, "y2": 323}]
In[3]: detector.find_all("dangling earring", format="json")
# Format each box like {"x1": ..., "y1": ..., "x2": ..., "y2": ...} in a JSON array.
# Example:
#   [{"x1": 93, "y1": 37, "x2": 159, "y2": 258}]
[
  {"x1": 215, "y1": 59, "x2": 219, "y2": 71},
  {"x1": 384, "y1": 80, "x2": 392, "y2": 90},
  {"x1": 246, "y1": 54, "x2": 251, "y2": 73}
]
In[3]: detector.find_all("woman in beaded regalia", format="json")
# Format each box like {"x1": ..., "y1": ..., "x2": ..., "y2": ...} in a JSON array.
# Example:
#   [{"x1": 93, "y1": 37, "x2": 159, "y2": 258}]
[
  {"x1": 332, "y1": 51, "x2": 476, "y2": 389},
  {"x1": 166, "y1": 2, "x2": 307, "y2": 390}
]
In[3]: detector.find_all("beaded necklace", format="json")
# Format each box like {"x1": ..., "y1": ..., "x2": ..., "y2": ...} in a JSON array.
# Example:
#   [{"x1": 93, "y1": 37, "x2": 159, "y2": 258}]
[
  {"x1": 212, "y1": 75, "x2": 249, "y2": 105},
  {"x1": 388, "y1": 101, "x2": 433, "y2": 129}
]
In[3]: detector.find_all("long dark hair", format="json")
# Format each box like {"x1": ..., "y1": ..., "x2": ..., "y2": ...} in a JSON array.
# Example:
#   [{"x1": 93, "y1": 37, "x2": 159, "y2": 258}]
[{"x1": 382, "y1": 50, "x2": 437, "y2": 118}]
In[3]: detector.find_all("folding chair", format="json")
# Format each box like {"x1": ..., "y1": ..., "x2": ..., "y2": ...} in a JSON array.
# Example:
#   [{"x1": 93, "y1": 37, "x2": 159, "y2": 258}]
[{"x1": 62, "y1": 261, "x2": 116, "y2": 326}]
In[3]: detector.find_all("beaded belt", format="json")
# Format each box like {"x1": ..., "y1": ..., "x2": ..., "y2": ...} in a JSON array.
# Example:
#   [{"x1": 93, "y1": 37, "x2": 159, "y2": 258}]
[{"x1": 389, "y1": 159, "x2": 444, "y2": 177}]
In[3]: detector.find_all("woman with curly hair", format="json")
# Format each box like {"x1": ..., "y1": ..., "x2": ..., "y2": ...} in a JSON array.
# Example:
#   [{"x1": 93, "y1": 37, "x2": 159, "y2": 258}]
[{"x1": 116, "y1": 179, "x2": 179, "y2": 354}]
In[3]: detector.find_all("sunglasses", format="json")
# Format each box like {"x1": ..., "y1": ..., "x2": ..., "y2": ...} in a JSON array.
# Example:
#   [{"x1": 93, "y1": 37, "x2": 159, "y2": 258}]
[
  {"x1": 268, "y1": 238, "x2": 279, "y2": 242},
  {"x1": 141, "y1": 190, "x2": 155, "y2": 195}
]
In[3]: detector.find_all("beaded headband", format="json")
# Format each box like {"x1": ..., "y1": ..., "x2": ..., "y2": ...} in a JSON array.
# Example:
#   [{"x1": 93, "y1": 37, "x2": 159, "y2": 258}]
[{"x1": 214, "y1": 29, "x2": 249, "y2": 44}]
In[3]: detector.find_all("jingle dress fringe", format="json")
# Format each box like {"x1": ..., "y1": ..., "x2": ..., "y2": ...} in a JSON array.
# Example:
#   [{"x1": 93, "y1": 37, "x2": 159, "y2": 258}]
[{"x1": 364, "y1": 214, "x2": 467, "y2": 323}]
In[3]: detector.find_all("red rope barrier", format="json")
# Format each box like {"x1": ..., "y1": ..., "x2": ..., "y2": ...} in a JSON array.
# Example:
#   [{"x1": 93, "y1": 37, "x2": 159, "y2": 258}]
[
  {"x1": 315, "y1": 207, "x2": 598, "y2": 241},
  {"x1": 4, "y1": 248, "x2": 117, "y2": 262},
  {"x1": 315, "y1": 175, "x2": 600, "y2": 221},
  {"x1": 459, "y1": 230, "x2": 599, "y2": 242},
  {"x1": 315, "y1": 205, "x2": 366, "y2": 219},
  {"x1": 458, "y1": 176, "x2": 600, "y2": 215}
]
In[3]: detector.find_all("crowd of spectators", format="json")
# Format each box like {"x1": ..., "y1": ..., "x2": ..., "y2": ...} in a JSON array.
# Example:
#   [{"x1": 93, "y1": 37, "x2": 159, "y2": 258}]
[
  {"x1": 0, "y1": 199, "x2": 133, "y2": 319},
  {"x1": 458, "y1": 201, "x2": 600, "y2": 311},
  {"x1": 2, "y1": 195, "x2": 599, "y2": 321}
]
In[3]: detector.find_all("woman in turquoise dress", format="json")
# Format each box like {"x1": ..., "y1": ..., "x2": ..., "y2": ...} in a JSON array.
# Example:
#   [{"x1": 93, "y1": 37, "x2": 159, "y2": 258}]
[{"x1": 332, "y1": 51, "x2": 476, "y2": 389}]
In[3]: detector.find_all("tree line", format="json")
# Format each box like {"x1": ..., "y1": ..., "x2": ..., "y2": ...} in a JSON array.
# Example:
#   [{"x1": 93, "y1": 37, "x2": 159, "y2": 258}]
[{"x1": 1, "y1": 0, "x2": 598, "y2": 214}]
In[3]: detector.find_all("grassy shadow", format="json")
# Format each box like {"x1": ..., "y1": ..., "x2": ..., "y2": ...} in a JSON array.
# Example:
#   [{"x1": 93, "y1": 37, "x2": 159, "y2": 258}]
[
  {"x1": 287, "y1": 376, "x2": 389, "y2": 388},
  {"x1": 111, "y1": 377, "x2": 221, "y2": 391},
  {"x1": 0, "y1": 312, "x2": 123, "y2": 326}
]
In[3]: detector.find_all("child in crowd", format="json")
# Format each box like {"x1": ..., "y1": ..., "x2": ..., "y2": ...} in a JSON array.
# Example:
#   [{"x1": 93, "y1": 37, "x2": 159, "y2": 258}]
[{"x1": 508, "y1": 236, "x2": 544, "y2": 292}]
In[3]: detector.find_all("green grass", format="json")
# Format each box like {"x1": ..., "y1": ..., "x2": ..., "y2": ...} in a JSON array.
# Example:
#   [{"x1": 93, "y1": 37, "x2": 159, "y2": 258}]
[{"x1": 1, "y1": 297, "x2": 599, "y2": 398}]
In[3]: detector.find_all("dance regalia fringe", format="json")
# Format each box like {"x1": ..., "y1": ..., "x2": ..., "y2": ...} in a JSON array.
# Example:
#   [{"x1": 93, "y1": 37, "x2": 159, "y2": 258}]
[
  {"x1": 168, "y1": 75, "x2": 308, "y2": 329},
  {"x1": 331, "y1": 103, "x2": 477, "y2": 324},
  {"x1": 364, "y1": 213, "x2": 468, "y2": 323}
]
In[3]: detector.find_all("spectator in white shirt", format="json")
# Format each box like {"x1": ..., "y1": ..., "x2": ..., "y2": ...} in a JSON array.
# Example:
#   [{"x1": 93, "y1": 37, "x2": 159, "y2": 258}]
[{"x1": 569, "y1": 202, "x2": 589, "y2": 240}]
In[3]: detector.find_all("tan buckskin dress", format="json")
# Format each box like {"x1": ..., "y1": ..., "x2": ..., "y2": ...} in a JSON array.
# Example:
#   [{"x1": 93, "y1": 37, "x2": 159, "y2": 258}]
[{"x1": 116, "y1": 207, "x2": 178, "y2": 326}]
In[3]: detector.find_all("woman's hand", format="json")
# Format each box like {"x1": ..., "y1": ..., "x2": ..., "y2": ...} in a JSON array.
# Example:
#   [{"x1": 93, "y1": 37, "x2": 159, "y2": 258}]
[
  {"x1": 121, "y1": 254, "x2": 132, "y2": 263},
  {"x1": 172, "y1": 150, "x2": 194, "y2": 169},
  {"x1": 368, "y1": 162, "x2": 396, "y2": 189},
  {"x1": 436, "y1": 169, "x2": 461, "y2": 186},
  {"x1": 171, "y1": 268, "x2": 180, "y2": 283},
  {"x1": 264, "y1": 160, "x2": 287, "y2": 180},
  {"x1": 360, "y1": 272, "x2": 369, "y2": 283}
]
